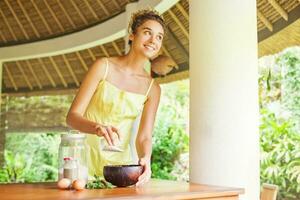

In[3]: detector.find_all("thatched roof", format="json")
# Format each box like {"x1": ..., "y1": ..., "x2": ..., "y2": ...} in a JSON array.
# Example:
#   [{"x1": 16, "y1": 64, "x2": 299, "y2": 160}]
[{"x1": 0, "y1": 0, "x2": 299, "y2": 96}]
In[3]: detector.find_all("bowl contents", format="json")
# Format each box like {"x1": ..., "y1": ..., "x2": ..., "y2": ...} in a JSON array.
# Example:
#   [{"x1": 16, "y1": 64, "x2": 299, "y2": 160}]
[{"x1": 103, "y1": 165, "x2": 143, "y2": 187}]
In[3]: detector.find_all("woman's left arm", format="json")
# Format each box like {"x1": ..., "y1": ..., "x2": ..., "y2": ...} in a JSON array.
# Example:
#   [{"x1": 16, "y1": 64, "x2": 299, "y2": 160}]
[{"x1": 135, "y1": 81, "x2": 161, "y2": 187}]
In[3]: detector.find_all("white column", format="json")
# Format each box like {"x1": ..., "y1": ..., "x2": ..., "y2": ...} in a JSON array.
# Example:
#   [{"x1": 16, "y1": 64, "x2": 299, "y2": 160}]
[{"x1": 190, "y1": 1, "x2": 259, "y2": 200}]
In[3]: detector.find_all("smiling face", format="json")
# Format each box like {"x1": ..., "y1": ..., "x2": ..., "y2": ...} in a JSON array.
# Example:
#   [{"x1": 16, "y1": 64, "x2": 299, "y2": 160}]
[{"x1": 129, "y1": 20, "x2": 164, "y2": 59}]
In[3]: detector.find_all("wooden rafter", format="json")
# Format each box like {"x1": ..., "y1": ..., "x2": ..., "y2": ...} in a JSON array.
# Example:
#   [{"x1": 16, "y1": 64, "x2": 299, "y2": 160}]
[
  {"x1": 3, "y1": 64, "x2": 18, "y2": 91},
  {"x1": 75, "y1": 52, "x2": 88, "y2": 71},
  {"x1": 112, "y1": 0, "x2": 121, "y2": 10},
  {"x1": 87, "y1": 49, "x2": 97, "y2": 61},
  {"x1": 167, "y1": 10, "x2": 189, "y2": 38},
  {"x1": 0, "y1": 10, "x2": 18, "y2": 41},
  {"x1": 0, "y1": 30, "x2": 7, "y2": 42},
  {"x1": 56, "y1": 0, "x2": 76, "y2": 28},
  {"x1": 44, "y1": 1, "x2": 64, "y2": 32},
  {"x1": 62, "y1": 55, "x2": 79, "y2": 87},
  {"x1": 96, "y1": 0, "x2": 109, "y2": 16},
  {"x1": 161, "y1": 45, "x2": 173, "y2": 58},
  {"x1": 268, "y1": 0, "x2": 288, "y2": 21},
  {"x1": 49, "y1": 57, "x2": 68, "y2": 87},
  {"x1": 17, "y1": 0, "x2": 40, "y2": 38},
  {"x1": 70, "y1": 0, "x2": 88, "y2": 25},
  {"x1": 31, "y1": 0, "x2": 53, "y2": 34},
  {"x1": 15, "y1": 62, "x2": 33, "y2": 90},
  {"x1": 112, "y1": 42, "x2": 122, "y2": 55},
  {"x1": 257, "y1": 10, "x2": 273, "y2": 31},
  {"x1": 166, "y1": 26, "x2": 189, "y2": 60},
  {"x1": 4, "y1": 0, "x2": 30, "y2": 39},
  {"x1": 25, "y1": 60, "x2": 42, "y2": 89},
  {"x1": 175, "y1": 3, "x2": 188, "y2": 21},
  {"x1": 100, "y1": 45, "x2": 110, "y2": 57},
  {"x1": 37, "y1": 58, "x2": 56, "y2": 87},
  {"x1": 84, "y1": 1, "x2": 99, "y2": 20}
]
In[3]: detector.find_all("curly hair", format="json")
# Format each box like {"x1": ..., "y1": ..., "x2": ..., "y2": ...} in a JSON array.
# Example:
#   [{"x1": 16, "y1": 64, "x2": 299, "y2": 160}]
[{"x1": 128, "y1": 8, "x2": 166, "y2": 45}]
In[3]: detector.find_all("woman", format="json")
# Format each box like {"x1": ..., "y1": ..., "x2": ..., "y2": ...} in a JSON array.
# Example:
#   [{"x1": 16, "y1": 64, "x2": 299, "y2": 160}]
[{"x1": 66, "y1": 9, "x2": 165, "y2": 187}]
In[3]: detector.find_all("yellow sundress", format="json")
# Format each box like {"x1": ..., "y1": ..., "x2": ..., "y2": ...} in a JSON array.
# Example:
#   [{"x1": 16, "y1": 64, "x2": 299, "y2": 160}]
[{"x1": 84, "y1": 58, "x2": 154, "y2": 178}]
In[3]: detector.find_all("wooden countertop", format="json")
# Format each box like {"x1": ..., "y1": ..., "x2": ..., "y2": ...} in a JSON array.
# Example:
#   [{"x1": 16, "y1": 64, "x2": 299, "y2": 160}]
[{"x1": 0, "y1": 179, "x2": 244, "y2": 200}]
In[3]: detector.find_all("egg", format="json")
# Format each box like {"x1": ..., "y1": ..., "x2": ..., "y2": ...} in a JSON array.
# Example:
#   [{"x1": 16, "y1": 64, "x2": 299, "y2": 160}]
[
  {"x1": 73, "y1": 179, "x2": 86, "y2": 191},
  {"x1": 57, "y1": 178, "x2": 71, "y2": 189}
]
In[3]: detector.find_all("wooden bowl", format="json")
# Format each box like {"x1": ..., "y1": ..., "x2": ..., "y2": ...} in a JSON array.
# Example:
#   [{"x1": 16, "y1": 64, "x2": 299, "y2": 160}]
[{"x1": 103, "y1": 165, "x2": 144, "y2": 187}]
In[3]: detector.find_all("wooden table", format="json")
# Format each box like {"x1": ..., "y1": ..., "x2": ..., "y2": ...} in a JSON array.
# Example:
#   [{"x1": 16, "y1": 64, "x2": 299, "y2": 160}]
[{"x1": 0, "y1": 179, "x2": 244, "y2": 200}]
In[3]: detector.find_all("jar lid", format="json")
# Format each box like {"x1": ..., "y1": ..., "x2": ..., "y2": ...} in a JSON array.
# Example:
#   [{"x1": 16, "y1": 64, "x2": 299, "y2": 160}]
[{"x1": 61, "y1": 133, "x2": 86, "y2": 141}]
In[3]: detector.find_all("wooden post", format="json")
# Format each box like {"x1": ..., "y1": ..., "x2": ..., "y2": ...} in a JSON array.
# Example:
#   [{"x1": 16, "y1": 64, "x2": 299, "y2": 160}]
[{"x1": 0, "y1": 61, "x2": 5, "y2": 166}]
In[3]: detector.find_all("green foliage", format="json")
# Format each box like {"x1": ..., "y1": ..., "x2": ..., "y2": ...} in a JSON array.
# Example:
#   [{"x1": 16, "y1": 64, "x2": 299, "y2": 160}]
[
  {"x1": 259, "y1": 47, "x2": 300, "y2": 199},
  {"x1": 151, "y1": 80, "x2": 189, "y2": 180},
  {"x1": 260, "y1": 109, "x2": 300, "y2": 200},
  {"x1": 0, "y1": 133, "x2": 60, "y2": 183},
  {"x1": 280, "y1": 49, "x2": 300, "y2": 126},
  {"x1": 86, "y1": 175, "x2": 113, "y2": 189}
]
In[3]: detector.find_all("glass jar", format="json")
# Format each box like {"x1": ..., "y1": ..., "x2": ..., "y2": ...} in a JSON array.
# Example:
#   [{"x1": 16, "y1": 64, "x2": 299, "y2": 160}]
[
  {"x1": 58, "y1": 130, "x2": 88, "y2": 182},
  {"x1": 63, "y1": 157, "x2": 77, "y2": 182}
]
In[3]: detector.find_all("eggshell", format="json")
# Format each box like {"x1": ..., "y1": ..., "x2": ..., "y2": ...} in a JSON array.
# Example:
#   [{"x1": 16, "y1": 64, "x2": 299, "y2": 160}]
[
  {"x1": 73, "y1": 179, "x2": 86, "y2": 191},
  {"x1": 57, "y1": 178, "x2": 71, "y2": 189}
]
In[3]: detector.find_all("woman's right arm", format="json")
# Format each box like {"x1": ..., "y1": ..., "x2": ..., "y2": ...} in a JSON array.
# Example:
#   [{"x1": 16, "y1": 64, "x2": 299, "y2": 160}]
[
  {"x1": 66, "y1": 58, "x2": 119, "y2": 145},
  {"x1": 66, "y1": 58, "x2": 105, "y2": 133}
]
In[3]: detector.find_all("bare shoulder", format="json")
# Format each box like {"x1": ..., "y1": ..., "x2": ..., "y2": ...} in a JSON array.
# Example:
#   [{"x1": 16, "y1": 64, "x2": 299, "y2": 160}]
[
  {"x1": 148, "y1": 80, "x2": 161, "y2": 99},
  {"x1": 88, "y1": 57, "x2": 109, "y2": 81}
]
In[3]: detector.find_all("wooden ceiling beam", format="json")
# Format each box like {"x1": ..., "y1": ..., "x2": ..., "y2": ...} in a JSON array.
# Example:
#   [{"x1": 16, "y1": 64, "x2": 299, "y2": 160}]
[
  {"x1": 112, "y1": 0, "x2": 121, "y2": 10},
  {"x1": 15, "y1": 62, "x2": 33, "y2": 90},
  {"x1": 62, "y1": 55, "x2": 80, "y2": 87},
  {"x1": 49, "y1": 57, "x2": 68, "y2": 88},
  {"x1": 100, "y1": 45, "x2": 110, "y2": 57},
  {"x1": 3, "y1": 64, "x2": 18, "y2": 91},
  {"x1": 268, "y1": 0, "x2": 288, "y2": 21},
  {"x1": 175, "y1": 3, "x2": 188, "y2": 21},
  {"x1": 84, "y1": 0, "x2": 99, "y2": 20},
  {"x1": 70, "y1": 0, "x2": 88, "y2": 25},
  {"x1": 167, "y1": 10, "x2": 189, "y2": 38},
  {"x1": 257, "y1": 10, "x2": 273, "y2": 31},
  {"x1": 4, "y1": 0, "x2": 30, "y2": 39},
  {"x1": 57, "y1": 0, "x2": 76, "y2": 28},
  {"x1": 112, "y1": 42, "x2": 122, "y2": 55},
  {"x1": 17, "y1": 0, "x2": 40, "y2": 38},
  {"x1": 3, "y1": 88, "x2": 78, "y2": 97},
  {"x1": 166, "y1": 26, "x2": 189, "y2": 60},
  {"x1": 44, "y1": 1, "x2": 64, "y2": 32},
  {"x1": 37, "y1": 58, "x2": 56, "y2": 88},
  {"x1": 75, "y1": 52, "x2": 89, "y2": 72},
  {"x1": 31, "y1": 0, "x2": 53, "y2": 34},
  {"x1": 25, "y1": 60, "x2": 42, "y2": 89},
  {"x1": 0, "y1": 30, "x2": 7, "y2": 42},
  {"x1": 96, "y1": 0, "x2": 109, "y2": 16},
  {"x1": 87, "y1": 49, "x2": 97, "y2": 61},
  {"x1": 0, "y1": 9, "x2": 17, "y2": 41},
  {"x1": 161, "y1": 45, "x2": 171, "y2": 58}
]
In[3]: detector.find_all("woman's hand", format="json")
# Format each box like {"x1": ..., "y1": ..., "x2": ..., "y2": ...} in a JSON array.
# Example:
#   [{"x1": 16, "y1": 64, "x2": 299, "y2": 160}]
[
  {"x1": 136, "y1": 157, "x2": 151, "y2": 187},
  {"x1": 95, "y1": 124, "x2": 120, "y2": 146}
]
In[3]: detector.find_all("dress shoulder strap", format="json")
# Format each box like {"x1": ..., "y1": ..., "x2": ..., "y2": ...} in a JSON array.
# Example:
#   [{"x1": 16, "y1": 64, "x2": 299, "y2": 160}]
[
  {"x1": 145, "y1": 79, "x2": 154, "y2": 97},
  {"x1": 103, "y1": 58, "x2": 109, "y2": 80}
]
